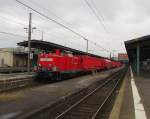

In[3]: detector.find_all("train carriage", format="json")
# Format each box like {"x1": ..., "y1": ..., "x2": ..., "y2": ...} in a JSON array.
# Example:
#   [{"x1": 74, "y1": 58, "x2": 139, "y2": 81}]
[{"x1": 36, "y1": 49, "x2": 122, "y2": 81}]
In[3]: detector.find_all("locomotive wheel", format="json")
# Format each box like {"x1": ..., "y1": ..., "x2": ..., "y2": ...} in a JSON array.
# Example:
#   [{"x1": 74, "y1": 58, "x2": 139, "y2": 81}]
[
  {"x1": 57, "y1": 72, "x2": 61, "y2": 81},
  {"x1": 53, "y1": 72, "x2": 61, "y2": 81}
]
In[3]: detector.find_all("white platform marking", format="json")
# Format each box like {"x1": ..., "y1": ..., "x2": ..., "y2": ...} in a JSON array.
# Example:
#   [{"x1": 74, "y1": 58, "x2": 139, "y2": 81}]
[{"x1": 130, "y1": 67, "x2": 147, "y2": 119}]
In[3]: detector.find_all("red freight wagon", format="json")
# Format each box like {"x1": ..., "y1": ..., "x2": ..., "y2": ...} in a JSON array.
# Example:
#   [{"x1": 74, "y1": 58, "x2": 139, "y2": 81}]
[
  {"x1": 111, "y1": 61, "x2": 116, "y2": 68},
  {"x1": 115, "y1": 61, "x2": 122, "y2": 67},
  {"x1": 81, "y1": 55, "x2": 105, "y2": 71},
  {"x1": 104, "y1": 59, "x2": 113, "y2": 69}
]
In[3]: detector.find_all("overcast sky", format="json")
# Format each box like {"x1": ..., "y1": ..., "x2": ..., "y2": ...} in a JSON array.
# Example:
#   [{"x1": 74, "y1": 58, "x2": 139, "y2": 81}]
[{"x1": 0, "y1": 0, "x2": 150, "y2": 57}]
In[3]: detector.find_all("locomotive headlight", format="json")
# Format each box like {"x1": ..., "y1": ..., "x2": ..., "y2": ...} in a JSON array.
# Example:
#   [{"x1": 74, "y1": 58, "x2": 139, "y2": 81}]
[
  {"x1": 48, "y1": 64, "x2": 52, "y2": 67},
  {"x1": 52, "y1": 66, "x2": 58, "y2": 71}
]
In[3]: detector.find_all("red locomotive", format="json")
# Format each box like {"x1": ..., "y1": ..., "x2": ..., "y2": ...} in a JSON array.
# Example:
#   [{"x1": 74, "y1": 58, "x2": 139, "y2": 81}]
[{"x1": 35, "y1": 49, "x2": 122, "y2": 80}]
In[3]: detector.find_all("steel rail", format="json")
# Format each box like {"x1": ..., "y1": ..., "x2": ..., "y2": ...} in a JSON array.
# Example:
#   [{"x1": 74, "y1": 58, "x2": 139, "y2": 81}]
[
  {"x1": 54, "y1": 70, "x2": 122, "y2": 119},
  {"x1": 92, "y1": 71, "x2": 124, "y2": 119}
]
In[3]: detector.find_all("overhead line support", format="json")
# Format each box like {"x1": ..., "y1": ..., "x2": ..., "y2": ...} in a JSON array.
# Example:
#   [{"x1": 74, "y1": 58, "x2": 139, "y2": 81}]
[
  {"x1": 16, "y1": 0, "x2": 111, "y2": 55},
  {"x1": 27, "y1": 13, "x2": 32, "y2": 73}
]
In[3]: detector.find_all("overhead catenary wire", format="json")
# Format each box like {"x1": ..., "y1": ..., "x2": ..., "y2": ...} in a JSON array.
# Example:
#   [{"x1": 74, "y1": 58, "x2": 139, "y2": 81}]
[
  {"x1": 88, "y1": 40, "x2": 110, "y2": 52},
  {"x1": 0, "y1": 38, "x2": 24, "y2": 42},
  {"x1": 0, "y1": 13, "x2": 79, "y2": 46},
  {"x1": 15, "y1": 0, "x2": 111, "y2": 53},
  {"x1": 25, "y1": 0, "x2": 88, "y2": 46},
  {"x1": 0, "y1": 31, "x2": 27, "y2": 38},
  {"x1": 28, "y1": 0, "x2": 85, "y2": 40},
  {"x1": 28, "y1": 0, "x2": 112, "y2": 54},
  {"x1": 0, "y1": 11, "x2": 46, "y2": 30},
  {"x1": 27, "y1": 0, "x2": 89, "y2": 40},
  {"x1": 83, "y1": 0, "x2": 113, "y2": 53},
  {"x1": 90, "y1": 0, "x2": 105, "y2": 23},
  {"x1": 89, "y1": 0, "x2": 112, "y2": 41},
  {"x1": 0, "y1": 14, "x2": 64, "y2": 40},
  {"x1": 16, "y1": 0, "x2": 86, "y2": 39},
  {"x1": 84, "y1": 0, "x2": 109, "y2": 35},
  {"x1": 0, "y1": 7, "x2": 85, "y2": 52},
  {"x1": 0, "y1": 15, "x2": 27, "y2": 26},
  {"x1": 0, "y1": 14, "x2": 66, "y2": 42},
  {"x1": 26, "y1": 0, "x2": 75, "y2": 27}
]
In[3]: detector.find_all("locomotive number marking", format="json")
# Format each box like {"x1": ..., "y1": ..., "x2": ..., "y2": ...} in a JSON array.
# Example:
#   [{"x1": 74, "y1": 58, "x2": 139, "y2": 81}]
[{"x1": 40, "y1": 58, "x2": 53, "y2": 61}]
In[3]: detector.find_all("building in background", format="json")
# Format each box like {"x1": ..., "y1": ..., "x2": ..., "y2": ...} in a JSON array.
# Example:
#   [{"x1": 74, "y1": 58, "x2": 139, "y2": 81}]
[
  {"x1": 111, "y1": 57, "x2": 118, "y2": 61},
  {"x1": 118, "y1": 53, "x2": 129, "y2": 64},
  {"x1": 0, "y1": 47, "x2": 37, "y2": 67}
]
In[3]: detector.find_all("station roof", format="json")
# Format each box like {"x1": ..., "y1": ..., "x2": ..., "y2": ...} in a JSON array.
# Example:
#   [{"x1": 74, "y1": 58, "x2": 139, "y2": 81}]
[
  {"x1": 18, "y1": 39, "x2": 107, "y2": 59},
  {"x1": 125, "y1": 35, "x2": 150, "y2": 62}
]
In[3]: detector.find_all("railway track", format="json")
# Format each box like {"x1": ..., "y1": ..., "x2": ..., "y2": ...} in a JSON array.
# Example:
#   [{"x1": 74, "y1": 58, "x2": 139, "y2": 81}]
[
  {"x1": 54, "y1": 69, "x2": 125, "y2": 119},
  {"x1": 0, "y1": 68, "x2": 121, "y2": 93},
  {"x1": 18, "y1": 67, "x2": 126, "y2": 119}
]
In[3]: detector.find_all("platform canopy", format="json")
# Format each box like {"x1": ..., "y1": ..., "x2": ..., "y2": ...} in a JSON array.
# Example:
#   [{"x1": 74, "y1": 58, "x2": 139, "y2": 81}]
[
  {"x1": 125, "y1": 35, "x2": 150, "y2": 76},
  {"x1": 17, "y1": 39, "x2": 105, "y2": 59}
]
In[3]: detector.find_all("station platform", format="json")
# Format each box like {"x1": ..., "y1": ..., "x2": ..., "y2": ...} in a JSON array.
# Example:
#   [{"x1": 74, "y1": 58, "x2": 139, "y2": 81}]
[
  {"x1": 0, "y1": 67, "x2": 28, "y2": 73},
  {"x1": 0, "y1": 72, "x2": 34, "y2": 82},
  {"x1": 0, "y1": 68, "x2": 121, "y2": 119},
  {"x1": 109, "y1": 67, "x2": 149, "y2": 119},
  {"x1": 0, "y1": 72, "x2": 35, "y2": 92}
]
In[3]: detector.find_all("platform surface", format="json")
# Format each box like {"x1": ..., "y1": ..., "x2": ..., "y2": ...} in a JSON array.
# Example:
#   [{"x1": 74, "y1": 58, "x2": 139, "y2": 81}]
[
  {"x1": 135, "y1": 76, "x2": 150, "y2": 119},
  {"x1": 119, "y1": 69, "x2": 135, "y2": 119},
  {"x1": 112, "y1": 68, "x2": 150, "y2": 119},
  {"x1": 0, "y1": 72, "x2": 34, "y2": 81}
]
